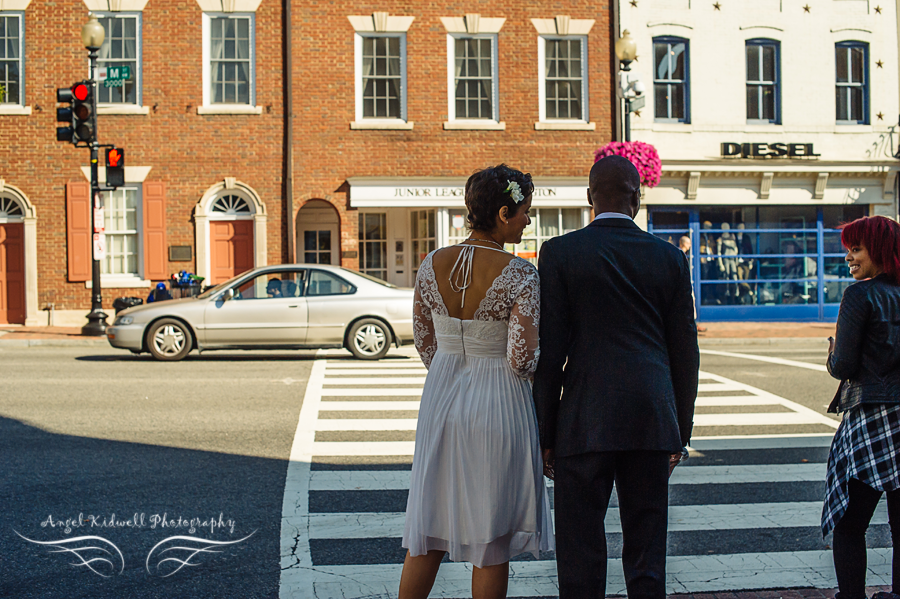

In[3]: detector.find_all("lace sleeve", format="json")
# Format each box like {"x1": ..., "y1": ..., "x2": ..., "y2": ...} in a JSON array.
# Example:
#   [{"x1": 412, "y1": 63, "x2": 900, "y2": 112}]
[
  {"x1": 413, "y1": 270, "x2": 437, "y2": 369},
  {"x1": 507, "y1": 262, "x2": 540, "y2": 380}
]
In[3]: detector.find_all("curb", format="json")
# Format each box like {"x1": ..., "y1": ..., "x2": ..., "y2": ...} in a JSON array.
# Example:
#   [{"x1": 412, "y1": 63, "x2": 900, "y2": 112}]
[
  {"x1": 0, "y1": 338, "x2": 109, "y2": 347},
  {"x1": 699, "y1": 337, "x2": 829, "y2": 345}
]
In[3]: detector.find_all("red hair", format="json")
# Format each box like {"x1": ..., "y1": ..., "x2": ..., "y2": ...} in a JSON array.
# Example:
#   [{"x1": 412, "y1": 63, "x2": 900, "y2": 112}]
[{"x1": 840, "y1": 216, "x2": 900, "y2": 284}]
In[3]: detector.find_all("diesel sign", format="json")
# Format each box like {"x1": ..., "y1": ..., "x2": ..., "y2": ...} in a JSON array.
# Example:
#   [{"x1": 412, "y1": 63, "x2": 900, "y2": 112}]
[{"x1": 721, "y1": 142, "x2": 821, "y2": 158}]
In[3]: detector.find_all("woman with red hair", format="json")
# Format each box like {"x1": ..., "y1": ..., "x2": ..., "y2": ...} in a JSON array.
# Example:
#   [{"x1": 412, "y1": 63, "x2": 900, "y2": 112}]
[{"x1": 823, "y1": 215, "x2": 900, "y2": 599}]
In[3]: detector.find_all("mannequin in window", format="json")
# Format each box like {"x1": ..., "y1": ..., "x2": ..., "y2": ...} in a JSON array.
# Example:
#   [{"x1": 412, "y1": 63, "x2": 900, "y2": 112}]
[
  {"x1": 717, "y1": 223, "x2": 740, "y2": 303},
  {"x1": 735, "y1": 223, "x2": 755, "y2": 304}
]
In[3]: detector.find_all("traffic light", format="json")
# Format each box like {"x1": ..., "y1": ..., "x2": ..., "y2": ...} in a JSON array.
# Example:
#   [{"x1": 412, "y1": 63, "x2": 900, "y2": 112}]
[
  {"x1": 71, "y1": 81, "x2": 95, "y2": 144},
  {"x1": 106, "y1": 148, "x2": 125, "y2": 188},
  {"x1": 56, "y1": 87, "x2": 74, "y2": 142}
]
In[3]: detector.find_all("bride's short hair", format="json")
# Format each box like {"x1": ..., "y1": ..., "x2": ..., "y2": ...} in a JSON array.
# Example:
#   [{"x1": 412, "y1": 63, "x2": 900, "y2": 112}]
[{"x1": 464, "y1": 164, "x2": 534, "y2": 232}]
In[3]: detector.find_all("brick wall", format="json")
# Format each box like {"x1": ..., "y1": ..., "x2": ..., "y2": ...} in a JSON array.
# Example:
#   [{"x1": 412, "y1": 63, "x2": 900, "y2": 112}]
[
  {"x1": 1, "y1": 0, "x2": 285, "y2": 313},
  {"x1": 294, "y1": 1, "x2": 615, "y2": 270}
]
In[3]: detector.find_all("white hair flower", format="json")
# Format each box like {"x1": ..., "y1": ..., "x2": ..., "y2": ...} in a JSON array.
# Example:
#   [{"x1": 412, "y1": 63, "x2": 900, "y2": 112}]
[{"x1": 505, "y1": 180, "x2": 524, "y2": 203}]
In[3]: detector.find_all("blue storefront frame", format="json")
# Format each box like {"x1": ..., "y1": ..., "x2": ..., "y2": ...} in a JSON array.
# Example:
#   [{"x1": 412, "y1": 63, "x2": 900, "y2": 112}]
[{"x1": 648, "y1": 207, "x2": 857, "y2": 322}]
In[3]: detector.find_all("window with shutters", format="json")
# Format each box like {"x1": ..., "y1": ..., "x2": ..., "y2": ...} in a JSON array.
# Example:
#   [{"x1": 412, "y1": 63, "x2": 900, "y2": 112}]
[{"x1": 101, "y1": 186, "x2": 142, "y2": 277}]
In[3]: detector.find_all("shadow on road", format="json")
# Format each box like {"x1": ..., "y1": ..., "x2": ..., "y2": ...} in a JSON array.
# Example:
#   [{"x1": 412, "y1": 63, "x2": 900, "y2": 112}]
[
  {"x1": 0, "y1": 415, "x2": 285, "y2": 599},
  {"x1": 74, "y1": 352, "x2": 415, "y2": 363}
]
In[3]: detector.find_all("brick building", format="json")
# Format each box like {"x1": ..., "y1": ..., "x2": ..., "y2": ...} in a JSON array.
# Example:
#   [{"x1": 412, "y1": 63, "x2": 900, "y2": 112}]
[
  {"x1": 296, "y1": 2, "x2": 615, "y2": 288},
  {"x1": 0, "y1": 0, "x2": 614, "y2": 326}
]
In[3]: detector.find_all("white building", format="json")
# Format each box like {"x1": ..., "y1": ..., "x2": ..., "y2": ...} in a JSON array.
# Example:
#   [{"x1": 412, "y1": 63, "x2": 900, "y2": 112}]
[{"x1": 620, "y1": 0, "x2": 900, "y2": 320}]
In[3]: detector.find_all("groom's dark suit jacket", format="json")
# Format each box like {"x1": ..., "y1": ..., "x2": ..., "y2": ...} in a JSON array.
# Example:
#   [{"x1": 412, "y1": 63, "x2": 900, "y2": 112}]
[{"x1": 533, "y1": 217, "x2": 699, "y2": 456}]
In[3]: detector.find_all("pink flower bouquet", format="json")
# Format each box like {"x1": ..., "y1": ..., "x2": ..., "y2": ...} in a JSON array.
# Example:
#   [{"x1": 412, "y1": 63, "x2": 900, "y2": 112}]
[{"x1": 593, "y1": 141, "x2": 662, "y2": 188}]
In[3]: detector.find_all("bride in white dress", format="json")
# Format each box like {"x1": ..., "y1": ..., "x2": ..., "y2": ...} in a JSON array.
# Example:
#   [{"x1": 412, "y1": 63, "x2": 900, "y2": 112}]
[{"x1": 399, "y1": 165, "x2": 554, "y2": 599}]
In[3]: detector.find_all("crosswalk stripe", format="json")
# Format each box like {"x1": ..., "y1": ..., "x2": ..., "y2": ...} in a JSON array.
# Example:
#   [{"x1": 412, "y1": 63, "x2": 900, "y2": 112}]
[
  {"x1": 325, "y1": 362, "x2": 425, "y2": 369},
  {"x1": 289, "y1": 549, "x2": 892, "y2": 597},
  {"x1": 693, "y1": 412, "x2": 834, "y2": 427},
  {"x1": 319, "y1": 369, "x2": 427, "y2": 375},
  {"x1": 322, "y1": 377, "x2": 427, "y2": 386},
  {"x1": 307, "y1": 501, "x2": 888, "y2": 539},
  {"x1": 307, "y1": 463, "x2": 827, "y2": 492},
  {"x1": 312, "y1": 441, "x2": 416, "y2": 456},
  {"x1": 314, "y1": 419, "x2": 418, "y2": 431},
  {"x1": 318, "y1": 401, "x2": 421, "y2": 411},
  {"x1": 694, "y1": 396, "x2": 780, "y2": 406},
  {"x1": 321, "y1": 388, "x2": 422, "y2": 396}
]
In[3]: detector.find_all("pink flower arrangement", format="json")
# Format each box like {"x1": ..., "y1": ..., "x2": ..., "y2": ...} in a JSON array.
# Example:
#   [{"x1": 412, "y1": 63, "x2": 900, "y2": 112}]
[{"x1": 593, "y1": 141, "x2": 662, "y2": 188}]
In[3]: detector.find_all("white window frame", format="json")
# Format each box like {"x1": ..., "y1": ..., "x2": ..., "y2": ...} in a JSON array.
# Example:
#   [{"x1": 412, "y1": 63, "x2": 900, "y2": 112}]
[
  {"x1": 93, "y1": 12, "x2": 142, "y2": 108},
  {"x1": 0, "y1": 12, "x2": 25, "y2": 107},
  {"x1": 538, "y1": 35, "x2": 589, "y2": 123},
  {"x1": 202, "y1": 12, "x2": 256, "y2": 108},
  {"x1": 354, "y1": 32, "x2": 407, "y2": 123},
  {"x1": 100, "y1": 184, "x2": 144, "y2": 284},
  {"x1": 446, "y1": 33, "x2": 499, "y2": 123}
]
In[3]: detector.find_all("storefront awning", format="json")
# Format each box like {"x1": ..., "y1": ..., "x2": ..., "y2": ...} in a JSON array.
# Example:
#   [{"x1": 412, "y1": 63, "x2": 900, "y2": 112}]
[{"x1": 346, "y1": 177, "x2": 590, "y2": 208}]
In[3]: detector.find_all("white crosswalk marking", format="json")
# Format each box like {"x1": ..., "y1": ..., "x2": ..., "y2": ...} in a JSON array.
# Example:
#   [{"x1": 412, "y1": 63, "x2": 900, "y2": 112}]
[{"x1": 280, "y1": 357, "x2": 887, "y2": 599}]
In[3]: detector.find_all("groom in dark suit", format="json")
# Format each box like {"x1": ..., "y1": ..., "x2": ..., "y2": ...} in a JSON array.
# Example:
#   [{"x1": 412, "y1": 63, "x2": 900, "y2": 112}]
[{"x1": 533, "y1": 155, "x2": 699, "y2": 598}]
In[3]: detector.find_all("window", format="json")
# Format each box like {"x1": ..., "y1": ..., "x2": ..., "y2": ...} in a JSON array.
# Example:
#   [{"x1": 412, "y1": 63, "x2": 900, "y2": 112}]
[
  {"x1": 96, "y1": 14, "x2": 140, "y2": 105},
  {"x1": 746, "y1": 39, "x2": 779, "y2": 123},
  {"x1": 307, "y1": 271, "x2": 355, "y2": 296},
  {"x1": 356, "y1": 34, "x2": 406, "y2": 121},
  {"x1": 540, "y1": 37, "x2": 588, "y2": 121},
  {"x1": 234, "y1": 271, "x2": 304, "y2": 300},
  {"x1": 359, "y1": 212, "x2": 387, "y2": 280},
  {"x1": 303, "y1": 230, "x2": 332, "y2": 265},
  {"x1": 411, "y1": 210, "x2": 436, "y2": 276},
  {"x1": 509, "y1": 209, "x2": 584, "y2": 265},
  {"x1": 0, "y1": 13, "x2": 23, "y2": 105},
  {"x1": 101, "y1": 187, "x2": 141, "y2": 277},
  {"x1": 449, "y1": 35, "x2": 498, "y2": 121},
  {"x1": 205, "y1": 13, "x2": 254, "y2": 105},
  {"x1": 836, "y1": 41, "x2": 868, "y2": 124},
  {"x1": 653, "y1": 37, "x2": 689, "y2": 122}
]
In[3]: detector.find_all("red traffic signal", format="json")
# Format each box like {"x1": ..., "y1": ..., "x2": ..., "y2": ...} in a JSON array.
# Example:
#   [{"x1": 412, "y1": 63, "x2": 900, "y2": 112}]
[
  {"x1": 106, "y1": 147, "x2": 125, "y2": 168},
  {"x1": 72, "y1": 82, "x2": 90, "y2": 101}
]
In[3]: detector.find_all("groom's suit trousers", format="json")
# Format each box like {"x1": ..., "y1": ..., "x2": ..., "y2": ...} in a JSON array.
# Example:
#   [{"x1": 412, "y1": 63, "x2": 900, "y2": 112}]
[{"x1": 554, "y1": 450, "x2": 670, "y2": 599}]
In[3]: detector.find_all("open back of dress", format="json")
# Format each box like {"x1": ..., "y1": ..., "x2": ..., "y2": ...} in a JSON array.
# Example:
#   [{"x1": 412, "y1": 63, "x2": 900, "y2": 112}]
[{"x1": 402, "y1": 248, "x2": 554, "y2": 567}]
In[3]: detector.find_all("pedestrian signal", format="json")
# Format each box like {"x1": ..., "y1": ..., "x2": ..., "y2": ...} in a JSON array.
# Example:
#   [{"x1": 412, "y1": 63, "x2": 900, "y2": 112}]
[{"x1": 106, "y1": 147, "x2": 125, "y2": 188}]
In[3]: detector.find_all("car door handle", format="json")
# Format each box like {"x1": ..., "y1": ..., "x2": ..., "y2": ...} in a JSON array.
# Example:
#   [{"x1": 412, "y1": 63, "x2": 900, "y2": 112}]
[{"x1": 288, "y1": 305, "x2": 299, "y2": 308}]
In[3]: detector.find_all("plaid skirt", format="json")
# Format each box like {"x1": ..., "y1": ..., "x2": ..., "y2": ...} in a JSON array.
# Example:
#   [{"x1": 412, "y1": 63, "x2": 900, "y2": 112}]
[{"x1": 822, "y1": 402, "x2": 900, "y2": 536}]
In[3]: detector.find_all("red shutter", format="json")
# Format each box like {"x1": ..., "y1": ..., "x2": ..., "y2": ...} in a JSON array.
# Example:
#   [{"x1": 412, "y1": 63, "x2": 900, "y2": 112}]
[
  {"x1": 143, "y1": 182, "x2": 168, "y2": 281},
  {"x1": 66, "y1": 181, "x2": 91, "y2": 282}
]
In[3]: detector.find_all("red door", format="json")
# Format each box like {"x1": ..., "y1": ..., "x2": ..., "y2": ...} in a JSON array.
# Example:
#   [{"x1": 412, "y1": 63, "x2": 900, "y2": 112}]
[
  {"x1": 210, "y1": 220, "x2": 254, "y2": 284},
  {"x1": 0, "y1": 223, "x2": 25, "y2": 324}
]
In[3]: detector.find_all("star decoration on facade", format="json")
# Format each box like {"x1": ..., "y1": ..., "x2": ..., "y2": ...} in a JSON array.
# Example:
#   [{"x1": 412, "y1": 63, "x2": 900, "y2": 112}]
[
  {"x1": 875, "y1": 6, "x2": 883, "y2": 14},
  {"x1": 877, "y1": 112, "x2": 884, "y2": 120},
  {"x1": 713, "y1": 2, "x2": 721, "y2": 10},
  {"x1": 876, "y1": 59, "x2": 884, "y2": 68},
  {"x1": 803, "y1": 4, "x2": 811, "y2": 12},
  {"x1": 630, "y1": 0, "x2": 638, "y2": 7}
]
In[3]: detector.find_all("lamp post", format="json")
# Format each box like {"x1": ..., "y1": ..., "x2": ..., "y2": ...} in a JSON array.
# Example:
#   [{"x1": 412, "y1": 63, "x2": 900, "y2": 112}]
[
  {"x1": 81, "y1": 13, "x2": 108, "y2": 336},
  {"x1": 614, "y1": 30, "x2": 643, "y2": 142}
]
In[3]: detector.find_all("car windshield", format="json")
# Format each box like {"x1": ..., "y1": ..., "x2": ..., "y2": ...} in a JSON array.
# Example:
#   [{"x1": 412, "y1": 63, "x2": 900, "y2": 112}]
[
  {"x1": 346, "y1": 269, "x2": 397, "y2": 288},
  {"x1": 196, "y1": 273, "x2": 247, "y2": 299}
]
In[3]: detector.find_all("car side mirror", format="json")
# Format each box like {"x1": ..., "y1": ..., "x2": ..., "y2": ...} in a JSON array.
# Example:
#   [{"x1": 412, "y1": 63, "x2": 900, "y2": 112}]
[{"x1": 222, "y1": 288, "x2": 234, "y2": 301}]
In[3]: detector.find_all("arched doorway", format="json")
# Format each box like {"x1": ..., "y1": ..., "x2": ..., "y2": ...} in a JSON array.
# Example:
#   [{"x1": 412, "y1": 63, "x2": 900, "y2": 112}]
[
  {"x1": 296, "y1": 200, "x2": 339, "y2": 265},
  {"x1": 194, "y1": 180, "x2": 268, "y2": 285},
  {"x1": 0, "y1": 195, "x2": 25, "y2": 324}
]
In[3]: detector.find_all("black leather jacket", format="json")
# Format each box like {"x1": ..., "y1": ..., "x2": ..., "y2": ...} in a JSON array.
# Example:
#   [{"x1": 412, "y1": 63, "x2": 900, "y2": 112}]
[{"x1": 827, "y1": 274, "x2": 900, "y2": 413}]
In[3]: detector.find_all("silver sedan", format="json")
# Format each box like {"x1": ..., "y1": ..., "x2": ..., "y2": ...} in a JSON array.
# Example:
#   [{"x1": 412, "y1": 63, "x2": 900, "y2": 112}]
[{"x1": 106, "y1": 264, "x2": 414, "y2": 361}]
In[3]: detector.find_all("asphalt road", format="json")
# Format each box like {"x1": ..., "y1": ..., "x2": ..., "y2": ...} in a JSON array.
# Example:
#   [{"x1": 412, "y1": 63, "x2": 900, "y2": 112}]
[{"x1": 0, "y1": 339, "x2": 849, "y2": 598}]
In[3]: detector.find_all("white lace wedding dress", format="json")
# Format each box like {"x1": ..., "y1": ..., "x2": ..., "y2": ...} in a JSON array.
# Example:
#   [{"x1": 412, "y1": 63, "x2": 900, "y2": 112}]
[{"x1": 402, "y1": 248, "x2": 554, "y2": 568}]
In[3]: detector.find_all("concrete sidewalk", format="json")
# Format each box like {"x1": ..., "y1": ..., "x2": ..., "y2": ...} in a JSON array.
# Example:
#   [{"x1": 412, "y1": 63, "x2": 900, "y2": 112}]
[{"x1": 0, "y1": 321, "x2": 836, "y2": 346}]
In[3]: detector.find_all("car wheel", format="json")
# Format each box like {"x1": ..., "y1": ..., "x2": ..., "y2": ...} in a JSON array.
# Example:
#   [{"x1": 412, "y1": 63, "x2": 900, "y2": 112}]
[
  {"x1": 348, "y1": 318, "x2": 392, "y2": 360},
  {"x1": 146, "y1": 318, "x2": 193, "y2": 361}
]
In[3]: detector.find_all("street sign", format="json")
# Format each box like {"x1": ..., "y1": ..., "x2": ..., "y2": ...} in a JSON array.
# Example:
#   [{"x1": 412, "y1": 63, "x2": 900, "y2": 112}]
[
  {"x1": 93, "y1": 233, "x2": 106, "y2": 261},
  {"x1": 628, "y1": 96, "x2": 646, "y2": 112},
  {"x1": 100, "y1": 65, "x2": 132, "y2": 88}
]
